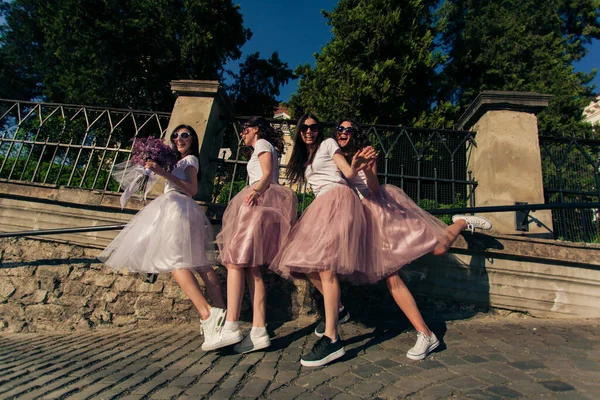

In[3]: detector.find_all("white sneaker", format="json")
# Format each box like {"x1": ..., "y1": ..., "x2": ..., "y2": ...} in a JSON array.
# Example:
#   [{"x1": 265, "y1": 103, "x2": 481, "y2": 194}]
[
  {"x1": 200, "y1": 307, "x2": 226, "y2": 340},
  {"x1": 452, "y1": 215, "x2": 492, "y2": 233},
  {"x1": 406, "y1": 331, "x2": 439, "y2": 360},
  {"x1": 202, "y1": 327, "x2": 243, "y2": 351},
  {"x1": 233, "y1": 332, "x2": 271, "y2": 354}
]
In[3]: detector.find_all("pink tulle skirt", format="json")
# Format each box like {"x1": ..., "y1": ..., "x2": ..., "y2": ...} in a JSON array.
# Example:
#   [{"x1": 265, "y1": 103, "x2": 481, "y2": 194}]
[
  {"x1": 216, "y1": 184, "x2": 297, "y2": 268},
  {"x1": 270, "y1": 184, "x2": 367, "y2": 279},
  {"x1": 358, "y1": 184, "x2": 449, "y2": 283}
]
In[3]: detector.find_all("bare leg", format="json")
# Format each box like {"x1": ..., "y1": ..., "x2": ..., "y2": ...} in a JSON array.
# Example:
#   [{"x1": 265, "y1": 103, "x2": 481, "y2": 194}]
[
  {"x1": 385, "y1": 272, "x2": 431, "y2": 335},
  {"x1": 319, "y1": 269, "x2": 340, "y2": 340},
  {"x1": 226, "y1": 264, "x2": 245, "y2": 322},
  {"x1": 307, "y1": 272, "x2": 344, "y2": 310},
  {"x1": 197, "y1": 268, "x2": 226, "y2": 309},
  {"x1": 432, "y1": 220, "x2": 468, "y2": 256},
  {"x1": 171, "y1": 269, "x2": 212, "y2": 320},
  {"x1": 245, "y1": 267, "x2": 266, "y2": 327}
]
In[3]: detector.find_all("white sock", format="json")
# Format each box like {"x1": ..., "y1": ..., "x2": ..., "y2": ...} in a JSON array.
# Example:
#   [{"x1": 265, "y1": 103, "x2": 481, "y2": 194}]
[
  {"x1": 330, "y1": 336, "x2": 338, "y2": 343},
  {"x1": 250, "y1": 326, "x2": 267, "y2": 337},
  {"x1": 338, "y1": 306, "x2": 345, "y2": 313},
  {"x1": 223, "y1": 321, "x2": 239, "y2": 331}
]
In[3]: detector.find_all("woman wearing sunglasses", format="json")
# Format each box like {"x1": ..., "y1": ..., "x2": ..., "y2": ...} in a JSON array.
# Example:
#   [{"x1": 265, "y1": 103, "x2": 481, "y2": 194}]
[
  {"x1": 331, "y1": 118, "x2": 491, "y2": 360},
  {"x1": 210, "y1": 116, "x2": 297, "y2": 353},
  {"x1": 100, "y1": 124, "x2": 227, "y2": 350},
  {"x1": 270, "y1": 113, "x2": 375, "y2": 367}
]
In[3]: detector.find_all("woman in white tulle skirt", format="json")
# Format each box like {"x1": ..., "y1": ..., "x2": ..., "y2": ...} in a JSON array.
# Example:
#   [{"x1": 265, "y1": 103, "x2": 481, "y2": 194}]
[
  {"x1": 99, "y1": 125, "x2": 227, "y2": 347},
  {"x1": 335, "y1": 118, "x2": 491, "y2": 361},
  {"x1": 210, "y1": 117, "x2": 297, "y2": 353},
  {"x1": 269, "y1": 113, "x2": 376, "y2": 367}
]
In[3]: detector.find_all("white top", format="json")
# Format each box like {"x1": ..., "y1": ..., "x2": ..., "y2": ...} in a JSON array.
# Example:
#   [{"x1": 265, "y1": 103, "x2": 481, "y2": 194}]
[
  {"x1": 247, "y1": 139, "x2": 279, "y2": 185},
  {"x1": 346, "y1": 170, "x2": 371, "y2": 199},
  {"x1": 305, "y1": 138, "x2": 347, "y2": 196},
  {"x1": 164, "y1": 155, "x2": 199, "y2": 194}
]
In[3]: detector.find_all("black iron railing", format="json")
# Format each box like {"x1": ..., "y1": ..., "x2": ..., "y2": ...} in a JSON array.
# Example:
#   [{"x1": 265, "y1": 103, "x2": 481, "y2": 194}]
[
  {"x1": 540, "y1": 135, "x2": 600, "y2": 242},
  {"x1": 0, "y1": 99, "x2": 171, "y2": 191},
  {"x1": 210, "y1": 117, "x2": 478, "y2": 220}
]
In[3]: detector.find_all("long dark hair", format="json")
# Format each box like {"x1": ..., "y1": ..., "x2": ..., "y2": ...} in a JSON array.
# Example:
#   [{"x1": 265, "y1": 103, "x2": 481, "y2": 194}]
[
  {"x1": 335, "y1": 118, "x2": 371, "y2": 163},
  {"x1": 244, "y1": 116, "x2": 284, "y2": 154},
  {"x1": 170, "y1": 124, "x2": 200, "y2": 159},
  {"x1": 286, "y1": 113, "x2": 324, "y2": 184}
]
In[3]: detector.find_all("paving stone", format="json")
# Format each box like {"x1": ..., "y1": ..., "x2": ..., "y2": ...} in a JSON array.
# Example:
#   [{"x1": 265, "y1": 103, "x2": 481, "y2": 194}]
[
  {"x1": 540, "y1": 380, "x2": 576, "y2": 392},
  {"x1": 353, "y1": 363, "x2": 383, "y2": 378},
  {"x1": 329, "y1": 373, "x2": 362, "y2": 390},
  {"x1": 486, "y1": 385, "x2": 522, "y2": 398},
  {"x1": 237, "y1": 378, "x2": 269, "y2": 398},
  {"x1": 509, "y1": 360, "x2": 546, "y2": 370},
  {"x1": 352, "y1": 380, "x2": 383, "y2": 398},
  {"x1": 414, "y1": 383, "x2": 455, "y2": 400},
  {"x1": 295, "y1": 370, "x2": 332, "y2": 388},
  {"x1": 462, "y1": 355, "x2": 488, "y2": 364},
  {"x1": 446, "y1": 376, "x2": 486, "y2": 390},
  {"x1": 184, "y1": 382, "x2": 216, "y2": 396},
  {"x1": 313, "y1": 385, "x2": 342, "y2": 399}
]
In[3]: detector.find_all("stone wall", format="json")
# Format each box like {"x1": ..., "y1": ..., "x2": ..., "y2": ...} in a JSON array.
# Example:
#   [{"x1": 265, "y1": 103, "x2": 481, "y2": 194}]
[{"x1": 0, "y1": 238, "x2": 313, "y2": 333}]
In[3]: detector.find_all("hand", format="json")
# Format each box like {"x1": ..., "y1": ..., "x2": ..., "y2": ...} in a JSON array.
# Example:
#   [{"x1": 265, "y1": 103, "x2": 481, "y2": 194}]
[
  {"x1": 144, "y1": 160, "x2": 165, "y2": 176},
  {"x1": 351, "y1": 146, "x2": 378, "y2": 171},
  {"x1": 244, "y1": 189, "x2": 260, "y2": 206}
]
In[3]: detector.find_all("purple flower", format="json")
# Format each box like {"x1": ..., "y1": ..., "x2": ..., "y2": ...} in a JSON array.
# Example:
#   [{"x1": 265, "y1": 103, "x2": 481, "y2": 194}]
[{"x1": 131, "y1": 136, "x2": 178, "y2": 172}]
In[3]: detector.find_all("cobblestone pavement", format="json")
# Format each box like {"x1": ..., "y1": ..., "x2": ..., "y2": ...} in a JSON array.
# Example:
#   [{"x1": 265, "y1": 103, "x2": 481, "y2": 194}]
[{"x1": 1, "y1": 314, "x2": 599, "y2": 400}]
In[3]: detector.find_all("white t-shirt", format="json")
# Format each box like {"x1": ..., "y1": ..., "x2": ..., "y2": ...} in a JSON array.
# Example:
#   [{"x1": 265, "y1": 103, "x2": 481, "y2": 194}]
[
  {"x1": 164, "y1": 155, "x2": 199, "y2": 194},
  {"x1": 247, "y1": 139, "x2": 279, "y2": 185},
  {"x1": 305, "y1": 138, "x2": 347, "y2": 196},
  {"x1": 346, "y1": 170, "x2": 371, "y2": 199}
]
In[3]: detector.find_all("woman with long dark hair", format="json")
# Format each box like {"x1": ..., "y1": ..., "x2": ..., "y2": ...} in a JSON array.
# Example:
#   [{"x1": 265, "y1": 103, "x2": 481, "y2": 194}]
[
  {"x1": 270, "y1": 113, "x2": 375, "y2": 367},
  {"x1": 331, "y1": 118, "x2": 491, "y2": 360},
  {"x1": 99, "y1": 124, "x2": 226, "y2": 349},
  {"x1": 209, "y1": 117, "x2": 297, "y2": 353}
]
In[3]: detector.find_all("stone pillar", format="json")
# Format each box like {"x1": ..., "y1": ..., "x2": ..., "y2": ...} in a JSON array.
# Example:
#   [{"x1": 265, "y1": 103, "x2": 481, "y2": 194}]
[
  {"x1": 162, "y1": 80, "x2": 235, "y2": 201},
  {"x1": 456, "y1": 91, "x2": 553, "y2": 238}
]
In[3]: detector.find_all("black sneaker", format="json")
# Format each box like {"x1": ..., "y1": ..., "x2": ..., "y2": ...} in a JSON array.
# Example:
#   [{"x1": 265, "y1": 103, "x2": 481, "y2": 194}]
[
  {"x1": 301, "y1": 335, "x2": 345, "y2": 367},
  {"x1": 314, "y1": 308, "x2": 351, "y2": 337}
]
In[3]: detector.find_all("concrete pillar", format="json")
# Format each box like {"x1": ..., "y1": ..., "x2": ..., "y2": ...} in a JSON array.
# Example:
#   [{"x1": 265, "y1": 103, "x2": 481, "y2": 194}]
[
  {"x1": 456, "y1": 91, "x2": 553, "y2": 238},
  {"x1": 159, "y1": 80, "x2": 234, "y2": 201}
]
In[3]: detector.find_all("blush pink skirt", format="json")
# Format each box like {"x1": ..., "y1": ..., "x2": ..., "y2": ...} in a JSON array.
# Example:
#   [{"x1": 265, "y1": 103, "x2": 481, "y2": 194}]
[
  {"x1": 270, "y1": 184, "x2": 367, "y2": 279},
  {"x1": 358, "y1": 184, "x2": 449, "y2": 283},
  {"x1": 216, "y1": 184, "x2": 297, "y2": 268}
]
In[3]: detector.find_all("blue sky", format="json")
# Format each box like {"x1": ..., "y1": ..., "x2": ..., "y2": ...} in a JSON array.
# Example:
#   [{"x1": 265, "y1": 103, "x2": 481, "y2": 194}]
[{"x1": 226, "y1": 0, "x2": 600, "y2": 102}]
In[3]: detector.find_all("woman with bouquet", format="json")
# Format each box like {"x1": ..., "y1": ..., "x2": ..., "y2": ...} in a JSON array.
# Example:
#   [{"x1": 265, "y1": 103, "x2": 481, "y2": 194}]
[
  {"x1": 208, "y1": 117, "x2": 297, "y2": 353},
  {"x1": 99, "y1": 125, "x2": 227, "y2": 348}
]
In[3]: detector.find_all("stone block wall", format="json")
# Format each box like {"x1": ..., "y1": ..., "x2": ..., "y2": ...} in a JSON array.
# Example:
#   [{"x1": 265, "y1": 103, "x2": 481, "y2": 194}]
[{"x1": 0, "y1": 238, "x2": 313, "y2": 333}]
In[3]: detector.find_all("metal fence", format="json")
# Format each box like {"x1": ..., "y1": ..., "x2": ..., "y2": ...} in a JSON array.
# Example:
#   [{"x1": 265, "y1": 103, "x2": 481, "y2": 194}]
[
  {"x1": 540, "y1": 135, "x2": 600, "y2": 242},
  {"x1": 0, "y1": 99, "x2": 171, "y2": 191},
  {"x1": 210, "y1": 117, "x2": 478, "y2": 221}
]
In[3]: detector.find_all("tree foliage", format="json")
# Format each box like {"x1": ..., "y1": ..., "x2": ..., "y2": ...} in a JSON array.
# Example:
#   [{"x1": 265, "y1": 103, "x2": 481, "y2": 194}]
[
  {"x1": 437, "y1": 0, "x2": 600, "y2": 135},
  {"x1": 226, "y1": 51, "x2": 294, "y2": 117},
  {"x1": 0, "y1": 0, "x2": 251, "y2": 111},
  {"x1": 289, "y1": 0, "x2": 444, "y2": 125}
]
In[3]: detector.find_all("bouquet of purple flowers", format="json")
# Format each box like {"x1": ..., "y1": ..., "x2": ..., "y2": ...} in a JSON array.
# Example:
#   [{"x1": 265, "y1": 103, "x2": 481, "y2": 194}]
[
  {"x1": 130, "y1": 136, "x2": 178, "y2": 193},
  {"x1": 112, "y1": 136, "x2": 178, "y2": 209},
  {"x1": 131, "y1": 136, "x2": 178, "y2": 172}
]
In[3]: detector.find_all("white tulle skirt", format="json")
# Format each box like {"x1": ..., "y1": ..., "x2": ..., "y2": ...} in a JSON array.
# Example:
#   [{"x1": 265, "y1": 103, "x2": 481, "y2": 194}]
[{"x1": 98, "y1": 191, "x2": 215, "y2": 273}]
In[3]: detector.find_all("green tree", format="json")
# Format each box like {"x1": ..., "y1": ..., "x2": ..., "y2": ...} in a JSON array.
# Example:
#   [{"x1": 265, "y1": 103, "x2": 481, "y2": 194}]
[
  {"x1": 437, "y1": 0, "x2": 600, "y2": 135},
  {"x1": 226, "y1": 51, "x2": 294, "y2": 117},
  {"x1": 0, "y1": 0, "x2": 251, "y2": 111},
  {"x1": 289, "y1": 0, "x2": 443, "y2": 125}
]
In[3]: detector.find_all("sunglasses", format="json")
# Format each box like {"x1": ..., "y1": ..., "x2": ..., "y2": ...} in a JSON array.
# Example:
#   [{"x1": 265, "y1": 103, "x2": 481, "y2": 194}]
[
  {"x1": 299, "y1": 123, "x2": 319, "y2": 133},
  {"x1": 171, "y1": 131, "x2": 191, "y2": 140},
  {"x1": 336, "y1": 126, "x2": 357, "y2": 135}
]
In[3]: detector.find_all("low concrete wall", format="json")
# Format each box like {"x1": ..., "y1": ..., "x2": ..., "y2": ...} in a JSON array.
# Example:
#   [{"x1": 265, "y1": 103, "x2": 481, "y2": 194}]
[{"x1": 1, "y1": 184, "x2": 600, "y2": 333}]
